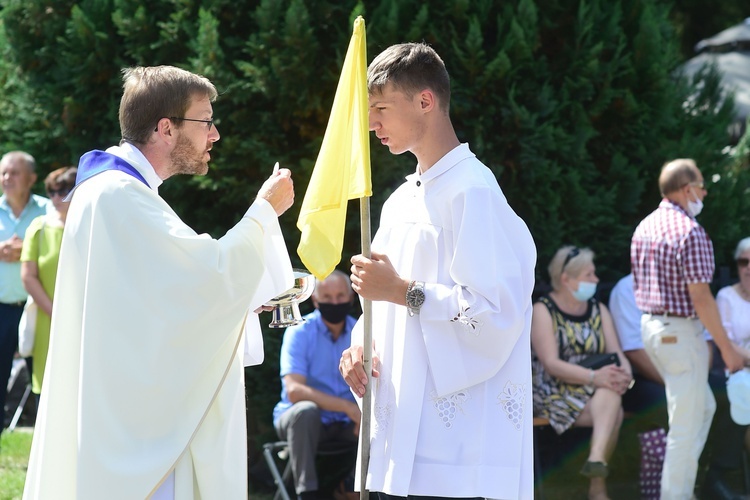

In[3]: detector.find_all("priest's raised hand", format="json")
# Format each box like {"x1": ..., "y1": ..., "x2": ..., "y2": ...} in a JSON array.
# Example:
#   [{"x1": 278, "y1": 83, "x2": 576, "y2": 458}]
[{"x1": 258, "y1": 163, "x2": 294, "y2": 216}]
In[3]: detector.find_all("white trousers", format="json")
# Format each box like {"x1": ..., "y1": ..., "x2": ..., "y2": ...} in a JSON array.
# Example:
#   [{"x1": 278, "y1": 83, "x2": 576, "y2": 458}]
[{"x1": 641, "y1": 314, "x2": 715, "y2": 500}]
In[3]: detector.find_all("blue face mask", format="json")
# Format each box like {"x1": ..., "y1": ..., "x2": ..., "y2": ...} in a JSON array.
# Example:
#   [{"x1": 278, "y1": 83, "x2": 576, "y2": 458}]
[{"x1": 570, "y1": 281, "x2": 597, "y2": 302}]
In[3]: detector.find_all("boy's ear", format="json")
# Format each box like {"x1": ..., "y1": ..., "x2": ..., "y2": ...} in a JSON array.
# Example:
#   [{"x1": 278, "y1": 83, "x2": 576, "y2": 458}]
[{"x1": 419, "y1": 89, "x2": 435, "y2": 111}]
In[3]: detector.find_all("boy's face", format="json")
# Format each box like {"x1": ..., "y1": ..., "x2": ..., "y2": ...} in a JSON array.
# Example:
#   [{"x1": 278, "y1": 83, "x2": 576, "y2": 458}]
[{"x1": 368, "y1": 82, "x2": 426, "y2": 156}]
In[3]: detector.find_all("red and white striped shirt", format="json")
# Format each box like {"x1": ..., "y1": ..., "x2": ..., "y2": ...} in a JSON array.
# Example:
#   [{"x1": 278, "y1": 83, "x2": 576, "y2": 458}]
[{"x1": 631, "y1": 198, "x2": 714, "y2": 317}]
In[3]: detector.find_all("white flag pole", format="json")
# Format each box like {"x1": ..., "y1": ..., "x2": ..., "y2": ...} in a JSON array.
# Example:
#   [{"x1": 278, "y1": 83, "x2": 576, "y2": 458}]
[{"x1": 359, "y1": 196, "x2": 372, "y2": 500}]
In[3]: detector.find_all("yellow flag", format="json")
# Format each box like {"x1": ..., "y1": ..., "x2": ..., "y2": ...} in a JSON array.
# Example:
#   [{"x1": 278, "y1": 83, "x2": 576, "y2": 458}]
[{"x1": 297, "y1": 16, "x2": 371, "y2": 281}]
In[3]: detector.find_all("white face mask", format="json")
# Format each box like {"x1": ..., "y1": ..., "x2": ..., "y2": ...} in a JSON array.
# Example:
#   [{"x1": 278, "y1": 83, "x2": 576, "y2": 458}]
[{"x1": 687, "y1": 189, "x2": 703, "y2": 217}]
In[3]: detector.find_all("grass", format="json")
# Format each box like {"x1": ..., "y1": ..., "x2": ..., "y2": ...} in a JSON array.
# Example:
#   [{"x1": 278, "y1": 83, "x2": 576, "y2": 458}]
[
  {"x1": 0, "y1": 429, "x2": 32, "y2": 500},
  {"x1": 0, "y1": 420, "x2": 687, "y2": 500},
  {"x1": 536, "y1": 393, "x2": 750, "y2": 499},
  {"x1": 0, "y1": 428, "x2": 278, "y2": 500},
  {"x1": 6, "y1": 412, "x2": 747, "y2": 500}
]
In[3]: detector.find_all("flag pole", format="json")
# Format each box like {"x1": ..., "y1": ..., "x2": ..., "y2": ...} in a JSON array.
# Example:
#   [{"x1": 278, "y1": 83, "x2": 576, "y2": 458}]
[{"x1": 359, "y1": 196, "x2": 372, "y2": 500}]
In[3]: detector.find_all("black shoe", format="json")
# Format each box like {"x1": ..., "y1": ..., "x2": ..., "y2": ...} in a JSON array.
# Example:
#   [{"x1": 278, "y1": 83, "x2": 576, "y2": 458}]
[{"x1": 702, "y1": 469, "x2": 746, "y2": 500}]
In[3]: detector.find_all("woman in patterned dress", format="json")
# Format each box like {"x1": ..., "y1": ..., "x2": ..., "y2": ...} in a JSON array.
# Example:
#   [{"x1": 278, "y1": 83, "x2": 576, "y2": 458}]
[{"x1": 531, "y1": 246, "x2": 632, "y2": 500}]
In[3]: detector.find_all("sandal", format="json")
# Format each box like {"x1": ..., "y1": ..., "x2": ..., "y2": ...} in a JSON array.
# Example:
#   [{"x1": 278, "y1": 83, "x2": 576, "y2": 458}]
[{"x1": 580, "y1": 460, "x2": 609, "y2": 478}]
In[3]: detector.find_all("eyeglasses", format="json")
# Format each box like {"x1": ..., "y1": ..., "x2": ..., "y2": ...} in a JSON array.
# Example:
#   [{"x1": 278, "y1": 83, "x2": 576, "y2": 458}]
[
  {"x1": 169, "y1": 116, "x2": 215, "y2": 130},
  {"x1": 688, "y1": 181, "x2": 705, "y2": 190},
  {"x1": 47, "y1": 188, "x2": 71, "y2": 198},
  {"x1": 738, "y1": 258, "x2": 750, "y2": 268},
  {"x1": 562, "y1": 247, "x2": 580, "y2": 271}
]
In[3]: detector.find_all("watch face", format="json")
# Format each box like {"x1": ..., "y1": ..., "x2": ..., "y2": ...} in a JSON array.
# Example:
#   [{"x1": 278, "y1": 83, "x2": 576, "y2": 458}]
[{"x1": 408, "y1": 287, "x2": 425, "y2": 307}]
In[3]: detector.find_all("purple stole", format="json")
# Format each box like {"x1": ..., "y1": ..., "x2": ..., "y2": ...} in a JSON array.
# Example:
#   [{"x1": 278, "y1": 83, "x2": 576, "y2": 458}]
[{"x1": 75, "y1": 150, "x2": 149, "y2": 188}]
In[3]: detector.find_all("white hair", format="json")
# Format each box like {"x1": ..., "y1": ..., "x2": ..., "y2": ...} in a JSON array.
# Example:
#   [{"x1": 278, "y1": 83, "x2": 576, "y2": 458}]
[{"x1": 735, "y1": 237, "x2": 750, "y2": 260}]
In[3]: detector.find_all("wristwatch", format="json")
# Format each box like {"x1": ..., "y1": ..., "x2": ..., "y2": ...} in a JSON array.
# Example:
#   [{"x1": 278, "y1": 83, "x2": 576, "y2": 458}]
[{"x1": 406, "y1": 280, "x2": 425, "y2": 316}]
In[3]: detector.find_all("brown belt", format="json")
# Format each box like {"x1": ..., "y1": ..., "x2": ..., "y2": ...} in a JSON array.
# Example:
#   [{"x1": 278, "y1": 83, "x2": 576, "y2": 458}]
[{"x1": 645, "y1": 311, "x2": 698, "y2": 319}]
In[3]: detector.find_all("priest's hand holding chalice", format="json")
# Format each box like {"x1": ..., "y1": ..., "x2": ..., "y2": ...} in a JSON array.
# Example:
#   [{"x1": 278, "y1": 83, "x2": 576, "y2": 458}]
[
  {"x1": 254, "y1": 162, "x2": 315, "y2": 326},
  {"x1": 264, "y1": 269, "x2": 316, "y2": 327}
]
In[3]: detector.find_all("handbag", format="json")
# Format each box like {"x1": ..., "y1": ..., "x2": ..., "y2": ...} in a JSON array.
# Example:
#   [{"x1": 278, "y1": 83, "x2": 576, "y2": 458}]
[
  {"x1": 577, "y1": 352, "x2": 620, "y2": 370},
  {"x1": 17, "y1": 218, "x2": 45, "y2": 358},
  {"x1": 18, "y1": 295, "x2": 37, "y2": 357},
  {"x1": 638, "y1": 427, "x2": 666, "y2": 499}
]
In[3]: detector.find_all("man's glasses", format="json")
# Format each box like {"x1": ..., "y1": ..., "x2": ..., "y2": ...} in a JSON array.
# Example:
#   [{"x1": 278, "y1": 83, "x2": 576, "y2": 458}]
[
  {"x1": 47, "y1": 188, "x2": 71, "y2": 198},
  {"x1": 688, "y1": 181, "x2": 706, "y2": 191},
  {"x1": 169, "y1": 116, "x2": 215, "y2": 130},
  {"x1": 562, "y1": 247, "x2": 580, "y2": 271},
  {"x1": 738, "y1": 258, "x2": 750, "y2": 268}
]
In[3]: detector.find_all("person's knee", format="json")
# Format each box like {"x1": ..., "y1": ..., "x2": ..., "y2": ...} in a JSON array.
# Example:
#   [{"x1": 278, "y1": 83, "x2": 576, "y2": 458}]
[
  {"x1": 289, "y1": 401, "x2": 322, "y2": 427},
  {"x1": 591, "y1": 390, "x2": 623, "y2": 423},
  {"x1": 593, "y1": 387, "x2": 622, "y2": 408},
  {"x1": 276, "y1": 401, "x2": 323, "y2": 439}
]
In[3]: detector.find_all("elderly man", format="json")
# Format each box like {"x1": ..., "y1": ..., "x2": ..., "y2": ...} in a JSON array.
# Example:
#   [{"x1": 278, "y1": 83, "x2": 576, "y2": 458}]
[
  {"x1": 24, "y1": 66, "x2": 295, "y2": 500},
  {"x1": 0, "y1": 151, "x2": 49, "y2": 430},
  {"x1": 631, "y1": 158, "x2": 746, "y2": 500},
  {"x1": 274, "y1": 270, "x2": 360, "y2": 500}
]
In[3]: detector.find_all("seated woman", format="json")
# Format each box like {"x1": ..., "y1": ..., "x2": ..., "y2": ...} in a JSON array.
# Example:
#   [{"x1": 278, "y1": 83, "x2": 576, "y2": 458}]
[
  {"x1": 531, "y1": 246, "x2": 632, "y2": 500},
  {"x1": 703, "y1": 237, "x2": 750, "y2": 499}
]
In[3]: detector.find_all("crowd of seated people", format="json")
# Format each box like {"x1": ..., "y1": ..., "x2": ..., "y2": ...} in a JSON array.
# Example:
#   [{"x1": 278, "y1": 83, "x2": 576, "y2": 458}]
[{"x1": 531, "y1": 237, "x2": 750, "y2": 499}]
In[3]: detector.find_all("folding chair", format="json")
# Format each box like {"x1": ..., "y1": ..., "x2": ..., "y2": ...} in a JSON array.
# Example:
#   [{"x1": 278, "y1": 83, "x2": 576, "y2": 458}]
[
  {"x1": 262, "y1": 440, "x2": 358, "y2": 500},
  {"x1": 5, "y1": 358, "x2": 33, "y2": 432}
]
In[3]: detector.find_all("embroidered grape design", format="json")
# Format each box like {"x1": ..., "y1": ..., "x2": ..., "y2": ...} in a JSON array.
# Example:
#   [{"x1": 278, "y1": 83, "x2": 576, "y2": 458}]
[
  {"x1": 504, "y1": 400, "x2": 521, "y2": 429},
  {"x1": 435, "y1": 398, "x2": 457, "y2": 428},
  {"x1": 498, "y1": 381, "x2": 525, "y2": 430}
]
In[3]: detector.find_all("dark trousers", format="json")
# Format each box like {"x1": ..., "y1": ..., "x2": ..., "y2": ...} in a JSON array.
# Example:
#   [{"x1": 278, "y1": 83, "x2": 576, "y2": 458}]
[
  {"x1": 708, "y1": 373, "x2": 749, "y2": 472},
  {"x1": 621, "y1": 373, "x2": 666, "y2": 415},
  {"x1": 0, "y1": 302, "x2": 24, "y2": 427},
  {"x1": 275, "y1": 401, "x2": 358, "y2": 495}
]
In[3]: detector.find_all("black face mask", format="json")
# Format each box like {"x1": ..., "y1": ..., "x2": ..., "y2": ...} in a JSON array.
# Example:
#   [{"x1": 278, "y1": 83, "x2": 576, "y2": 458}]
[{"x1": 317, "y1": 302, "x2": 351, "y2": 324}]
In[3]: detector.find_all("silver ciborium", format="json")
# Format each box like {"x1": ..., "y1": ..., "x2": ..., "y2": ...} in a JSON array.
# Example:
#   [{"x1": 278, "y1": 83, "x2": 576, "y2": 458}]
[{"x1": 266, "y1": 269, "x2": 316, "y2": 328}]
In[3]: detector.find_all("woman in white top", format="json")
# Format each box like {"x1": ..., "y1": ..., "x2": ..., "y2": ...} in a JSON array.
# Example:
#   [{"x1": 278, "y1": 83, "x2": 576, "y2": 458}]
[
  {"x1": 703, "y1": 237, "x2": 750, "y2": 498},
  {"x1": 717, "y1": 237, "x2": 750, "y2": 352}
]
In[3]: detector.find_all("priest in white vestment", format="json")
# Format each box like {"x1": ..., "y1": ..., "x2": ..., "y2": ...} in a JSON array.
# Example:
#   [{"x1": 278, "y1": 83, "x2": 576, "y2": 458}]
[
  {"x1": 23, "y1": 66, "x2": 296, "y2": 500},
  {"x1": 340, "y1": 44, "x2": 536, "y2": 499}
]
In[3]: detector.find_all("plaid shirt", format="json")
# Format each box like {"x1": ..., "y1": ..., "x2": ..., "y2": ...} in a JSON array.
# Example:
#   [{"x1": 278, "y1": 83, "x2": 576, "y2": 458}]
[{"x1": 631, "y1": 198, "x2": 714, "y2": 317}]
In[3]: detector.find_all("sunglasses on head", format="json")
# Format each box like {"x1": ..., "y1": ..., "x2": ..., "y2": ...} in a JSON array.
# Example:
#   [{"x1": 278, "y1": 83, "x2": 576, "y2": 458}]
[
  {"x1": 47, "y1": 188, "x2": 71, "y2": 197},
  {"x1": 738, "y1": 258, "x2": 750, "y2": 268},
  {"x1": 562, "y1": 247, "x2": 580, "y2": 271}
]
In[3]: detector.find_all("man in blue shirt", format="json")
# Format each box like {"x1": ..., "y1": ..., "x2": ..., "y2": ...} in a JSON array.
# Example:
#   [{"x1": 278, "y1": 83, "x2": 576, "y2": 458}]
[
  {"x1": 273, "y1": 270, "x2": 359, "y2": 500},
  {"x1": 0, "y1": 151, "x2": 49, "y2": 428}
]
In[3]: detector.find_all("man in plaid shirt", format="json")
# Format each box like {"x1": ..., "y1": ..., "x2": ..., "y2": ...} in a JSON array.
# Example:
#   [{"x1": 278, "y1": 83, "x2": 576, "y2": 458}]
[{"x1": 631, "y1": 158, "x2": 746, "y2": 500}]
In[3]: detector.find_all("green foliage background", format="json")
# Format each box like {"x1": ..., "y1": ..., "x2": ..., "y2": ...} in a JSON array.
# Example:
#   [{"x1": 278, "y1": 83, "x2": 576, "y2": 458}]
[{"x1": 1, "y1": 0, "x2": 749, "y2": 488}]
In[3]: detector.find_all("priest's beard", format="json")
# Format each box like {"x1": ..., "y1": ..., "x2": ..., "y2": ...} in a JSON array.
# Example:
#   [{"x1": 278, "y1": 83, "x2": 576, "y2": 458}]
[{"x1": 169, "y1": 134, "x2": 209, "y2": 176}]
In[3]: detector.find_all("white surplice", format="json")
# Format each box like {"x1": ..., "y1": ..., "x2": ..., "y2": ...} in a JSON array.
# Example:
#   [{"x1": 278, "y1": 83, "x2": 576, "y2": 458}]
[
  {"x1": 354, "y1": 144, "x2": 536, "y2": 499},
  {"x1": 23, "y1": 144, "x2": 293, "y2": 500}
]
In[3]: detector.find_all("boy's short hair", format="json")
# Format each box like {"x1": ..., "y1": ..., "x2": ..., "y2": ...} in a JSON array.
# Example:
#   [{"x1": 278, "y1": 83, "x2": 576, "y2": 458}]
[{"x1": 367, "y1": 43, "x2": 451, "y2": 112}]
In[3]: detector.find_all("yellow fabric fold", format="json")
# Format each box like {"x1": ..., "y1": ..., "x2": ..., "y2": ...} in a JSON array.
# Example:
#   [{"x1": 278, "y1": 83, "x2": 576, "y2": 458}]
[{"x1": 297, "y1": 16, "x2": 371, "y2": 281}]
